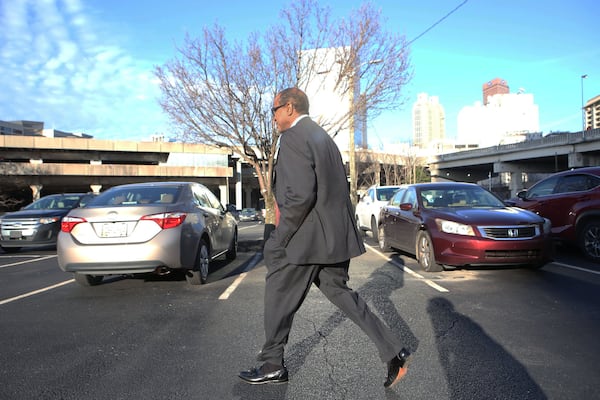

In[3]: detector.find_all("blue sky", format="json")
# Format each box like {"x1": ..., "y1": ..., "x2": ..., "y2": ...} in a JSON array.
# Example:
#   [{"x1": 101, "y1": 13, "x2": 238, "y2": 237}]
[{"x1": 1, "y1": 0, "x2": 599, "y2": 149}]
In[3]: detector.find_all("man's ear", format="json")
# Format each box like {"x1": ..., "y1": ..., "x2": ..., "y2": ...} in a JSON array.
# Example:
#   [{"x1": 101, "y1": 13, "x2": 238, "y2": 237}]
[{"x1": 285, "y1": 103, "x2": 294, "y2": 116}]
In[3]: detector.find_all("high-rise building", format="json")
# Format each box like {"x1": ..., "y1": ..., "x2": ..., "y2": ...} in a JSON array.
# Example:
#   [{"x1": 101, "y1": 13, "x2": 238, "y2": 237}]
[
  {"x1": 412, "y1": 93, "x2": 446, "y2": 148},
  {"x1": 457, "y1": 79, "x2": 539, "y2": 147},
  {"x1": 584, "y1": 95, "x2": 600, "y2": 130},
  {"x1": 302, "y1": 47, "x2": 358, "y2": 152},
  {"x1": 483, "y1": 78, "x2": 509, "y2": 105}
]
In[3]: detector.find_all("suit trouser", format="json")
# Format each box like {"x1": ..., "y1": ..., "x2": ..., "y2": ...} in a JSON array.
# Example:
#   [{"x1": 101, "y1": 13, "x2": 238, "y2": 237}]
[{"x1": 257, "y1": 260, "x2": 404, "y2": 367}]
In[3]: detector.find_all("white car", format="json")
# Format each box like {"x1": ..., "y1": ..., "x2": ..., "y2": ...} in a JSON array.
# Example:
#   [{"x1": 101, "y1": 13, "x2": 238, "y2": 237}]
[{"x1": 355, "y1": 185, "x2": 401, "y2": 240}]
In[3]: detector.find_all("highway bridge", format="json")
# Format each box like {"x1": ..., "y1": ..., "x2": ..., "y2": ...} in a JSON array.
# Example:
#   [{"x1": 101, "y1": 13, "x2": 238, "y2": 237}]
[
  {"x1": 1, "y1": 128, "x2": 599, "y2": 209},
  {"x1": 0, "y1": 135, "x2": 261, "y2": 211},
  {"x1": 429, "y1": 128, "x2": 600, "y2": 198}
]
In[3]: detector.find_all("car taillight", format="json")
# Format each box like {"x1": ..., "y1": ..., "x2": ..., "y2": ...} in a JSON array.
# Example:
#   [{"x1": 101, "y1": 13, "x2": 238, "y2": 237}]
[
  {"x1": 141, "y1": 212, "x2": 187, "y2": 229},
  {"x1": 61, "y1": 216, "x2": 87, "y2": 233}
]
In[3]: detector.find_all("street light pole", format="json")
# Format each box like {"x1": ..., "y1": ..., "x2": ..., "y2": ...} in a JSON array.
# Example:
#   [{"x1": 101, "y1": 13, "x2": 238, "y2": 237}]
[{"x1": 581, "y1": 74, "x2": 588, "y2": 139}]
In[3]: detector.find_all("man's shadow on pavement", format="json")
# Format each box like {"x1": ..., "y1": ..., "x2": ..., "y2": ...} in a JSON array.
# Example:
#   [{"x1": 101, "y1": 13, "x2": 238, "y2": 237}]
[{"x1": 428, "y1": 297, "x2": 547, "y2": 400}]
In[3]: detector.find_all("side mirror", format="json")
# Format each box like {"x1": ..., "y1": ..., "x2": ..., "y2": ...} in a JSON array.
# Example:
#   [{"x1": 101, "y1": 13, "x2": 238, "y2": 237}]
[
  {"x1": 399, "y1": 203, "x2": 413, "y2": 211},
  {"x1": 517, "y1": 190, "x2": 527, "y2": 200}
]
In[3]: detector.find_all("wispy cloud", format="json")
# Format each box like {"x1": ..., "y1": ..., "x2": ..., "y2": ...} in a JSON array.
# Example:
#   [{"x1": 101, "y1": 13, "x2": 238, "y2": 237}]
[{"x1": 0, "y1": 0, "x2": 168, "y2": 140}]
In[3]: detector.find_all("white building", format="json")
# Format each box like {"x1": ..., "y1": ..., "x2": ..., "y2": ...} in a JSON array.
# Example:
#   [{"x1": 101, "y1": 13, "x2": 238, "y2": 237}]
[
  {"x1": 457, "y1": 90, "x2": 539, "y2": 148},
  {"x1": 412, "y1": 93, "x2": 446, "y2": 148},
  {"x1": 302, "y1": 47, "x2": 360, "y2": 152}
]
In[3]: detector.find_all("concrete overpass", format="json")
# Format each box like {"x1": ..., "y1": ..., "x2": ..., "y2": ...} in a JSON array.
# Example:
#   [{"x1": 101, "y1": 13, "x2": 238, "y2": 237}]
[
  {"x1": 0, "y1": 135, "x2": 261, "y2": 210},
  {"x1": 428, "y1": 128, "x2": 600, "y2": 198}
]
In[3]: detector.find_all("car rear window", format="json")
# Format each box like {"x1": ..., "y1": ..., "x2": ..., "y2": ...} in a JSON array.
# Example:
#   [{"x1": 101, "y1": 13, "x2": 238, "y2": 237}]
[
  {"x1": 24, "y1": 194, "x2": 83, "y2": 210},
  {"x1": 376, "y1": 187, "x2": 400, "y2": 201},
  {"x1": 89, "y1": 186, "x2": 181, "y2": 206}
]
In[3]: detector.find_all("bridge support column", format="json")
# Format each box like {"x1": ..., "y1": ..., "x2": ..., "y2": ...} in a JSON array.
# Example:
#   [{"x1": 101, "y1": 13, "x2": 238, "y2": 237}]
[
  {"x1": 219, "y1": 184, "x2": 228, "y2": 207},
  {"x1": 494, "y1": 162, "x2": 525, "y2": 198},
  {"x1": 30, "y1": 184, "x2": 43, "y2": 201},
  {"x1": 244, "y1": 188, "x2": 252, "y2": 209},
  {"x1": 235, "y1": 160, "x2": 243, "y2": 210},
  {"x1": 568, "y1": 152, "x2": 586, "y2": 168},
  {"x1": 90, "y1": 184, "x2": 102, "y2": 194},
  {"x1": 568, "y1": 152, "x2": 600, "y2": 168}
]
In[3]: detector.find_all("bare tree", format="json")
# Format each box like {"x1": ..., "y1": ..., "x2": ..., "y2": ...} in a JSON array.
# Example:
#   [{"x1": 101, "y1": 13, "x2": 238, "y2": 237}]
[
  {"x1": 378, "y1": 150, "x2": 428, "y2": 185},
  {"x1": 0, "y1": 194, "x2": 24, "y2": 211},
  {"x1": 380, "y1": 153, "x2": 403, "y2": 185},
  {"x1": 155, "y1": 0, "x2": 411, "y2": 223},
  {"x1": 357, "y1": 150, "x2": 380, "y2": 189}
]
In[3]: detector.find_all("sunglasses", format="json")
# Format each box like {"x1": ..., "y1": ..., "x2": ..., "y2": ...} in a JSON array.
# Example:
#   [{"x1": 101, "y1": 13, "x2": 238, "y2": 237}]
[{"x1": 271, "y1": 103, "x2": 287, "y2": 115}]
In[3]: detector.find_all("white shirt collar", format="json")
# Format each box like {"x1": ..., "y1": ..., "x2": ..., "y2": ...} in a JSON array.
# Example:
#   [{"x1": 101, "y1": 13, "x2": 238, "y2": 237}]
[{"x1": 290, "y1": 114, "x2": 309, "y2": 128}]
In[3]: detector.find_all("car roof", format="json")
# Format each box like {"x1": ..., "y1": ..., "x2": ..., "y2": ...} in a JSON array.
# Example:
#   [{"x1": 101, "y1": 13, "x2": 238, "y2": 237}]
[
  {"x1": 408, "y1": 182, "x2": 480, "y2": 189},
  {"x1": 549, "y1": 166, "x2": 600, "y2": 177},
  {"x1": 43, "y1": 193, "x2": 89, "y2": 197},
  {"x1": 105, "y1": 181, "x2": 197, "y2": 190},
  {"x1": 371, "y1": 185, "x2": 402, "y2": 189}
]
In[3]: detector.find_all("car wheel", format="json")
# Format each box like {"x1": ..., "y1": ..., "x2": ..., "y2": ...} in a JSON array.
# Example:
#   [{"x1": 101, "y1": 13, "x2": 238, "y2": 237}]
[
  {"x1": 371, "y1": 216, "x2": 379, "y2": 241},
  {"x1": 416, "y1": 231, "x2": 443, "y2": 272},
  {"x1": 226, "y1": 230, "x2": 238, "y2": 261},
  {"x1": 186, "y1": 239, "x2": 209, "y2": 285},
  {"x1": 579, "y1": 220, "x2": 600, "y2": 262},
  {"x1": 378, "y1": 224, "x2": 392, "y2": 252},
  {"x1": 74, "y1": 273, "x2": 103, "y2": 286},
  {"x1": 354, "y1": 215, "x2": 364, "y2": 235}
]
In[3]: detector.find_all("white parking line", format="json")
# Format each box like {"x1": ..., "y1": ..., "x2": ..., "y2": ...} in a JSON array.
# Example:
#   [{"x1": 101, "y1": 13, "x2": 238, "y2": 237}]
[
  {"x1": 219, "y1": 272, "x2": 247, "y2": 300},
  {"x1": 0, "y1": 255, "x2": 57, "y2": 269},
  {"x1": 365, "y1": 243, "x2": 450, "y2": 293},
  {"x1": 552, "y1": 261, "x2": 600, "y2": 275},
  {"x1": 0, "y1": 279, "x2": 74, "y2": 305}
]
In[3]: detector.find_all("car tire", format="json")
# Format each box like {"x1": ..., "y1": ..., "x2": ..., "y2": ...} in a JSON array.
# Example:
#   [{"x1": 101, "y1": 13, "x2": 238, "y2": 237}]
[
  {"x1": 416, "y1": 231, "x2": 443, "y2": 272},
  {"x1": 378, "y1": 225, "x2": 392, "y2": 252},
  {"x1": 371, "y1": 216, "x2": 379, "y2": 241},
  {"x1": 226, "y1": 230, "x2": 238, "y2": 261},
  {"x1": 579, "y1": 220, "x2": 600, "y2": 262},
  {"x1": 74, "y1": 273, "x2": 103, "y2": 286},
  {"x1": 355, "y1": 215, "x2": 364, "y2": 235},
  {"x1": 186, "y1": 239, "x2": 209, "y2": 285}
]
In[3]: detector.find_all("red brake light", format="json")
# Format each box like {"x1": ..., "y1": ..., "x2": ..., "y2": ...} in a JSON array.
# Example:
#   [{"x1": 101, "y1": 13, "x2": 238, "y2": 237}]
[
  {"x1": 61, "y1": 216, "x2": 86, "y2": 233},
  {"x1": 141, "y1": 212, "x2": 187, "y2": 229}
]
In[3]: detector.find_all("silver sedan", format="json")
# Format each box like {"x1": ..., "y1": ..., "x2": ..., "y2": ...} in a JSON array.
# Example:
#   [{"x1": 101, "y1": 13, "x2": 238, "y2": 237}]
[{"x1": 57, "y1": 181, "x2": 238, "y2": 286}]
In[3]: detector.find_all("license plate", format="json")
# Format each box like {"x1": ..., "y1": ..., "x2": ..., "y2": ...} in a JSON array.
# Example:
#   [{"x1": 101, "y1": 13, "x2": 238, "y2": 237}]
[
  {"x1": 9, "y1": 230, "x2": 22, "y2": 239},
  {"x1": 100, "y1": 222, "x2": 128, "y2": 238}
]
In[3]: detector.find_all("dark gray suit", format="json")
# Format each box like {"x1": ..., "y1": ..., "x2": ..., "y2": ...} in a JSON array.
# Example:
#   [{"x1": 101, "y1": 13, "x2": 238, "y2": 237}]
[{"x1": 260, "y1": 117, "x2": 404, "y2": 367}]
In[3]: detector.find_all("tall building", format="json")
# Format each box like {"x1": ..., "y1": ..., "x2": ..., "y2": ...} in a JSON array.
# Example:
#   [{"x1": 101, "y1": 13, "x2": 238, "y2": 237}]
[
  {"x1": 483, "y1": 78, "x2": 509, "y2": 105},
  {"x1": 412, "y1": 93, "x2": 446, "y2": 148},
  {"x1": 0, "y1": 120, "x2": 92, "y2": 138},
  {"x1": 302, "y1": 47, "x2": 358, "y2": 152},
  {"x1": 584, "y1": 94, "x2": 600, "y2": 130},
  {"x1": 457, "y1": 79, "x2": 539, "y2": 147}
]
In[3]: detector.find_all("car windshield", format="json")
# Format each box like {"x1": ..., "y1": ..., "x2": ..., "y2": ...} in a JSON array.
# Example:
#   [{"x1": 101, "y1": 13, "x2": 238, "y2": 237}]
[
  {"x1": 420, "y1": 187, "x2": 505, "y2": 208},
  {"x1": 89, "y1": 186, "x2": 181, "y2": 206},
  {"x1": 23, "y1": 195, "x2": 82, "y2": 210},
  {"x1": 376, "y1": 187, "x2": 399, "y2": 201},
  {"x1": 241, "y1": 208, "x2": 256, "y2": 214}
]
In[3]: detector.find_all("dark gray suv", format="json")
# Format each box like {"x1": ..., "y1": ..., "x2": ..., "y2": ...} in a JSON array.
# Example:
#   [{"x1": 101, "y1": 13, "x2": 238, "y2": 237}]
[{"x1": 0, "y1": 193, "x2": 94, "y2": 252}]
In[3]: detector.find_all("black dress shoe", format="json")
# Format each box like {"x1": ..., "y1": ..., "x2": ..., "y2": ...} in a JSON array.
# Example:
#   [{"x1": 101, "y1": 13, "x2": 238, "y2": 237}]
[
  {"x1": 239, "y1": 364, "x2": 289, "y2": 385},
  {"x1": 384, "y1": 348, "x2": 411, "y2": 388}
]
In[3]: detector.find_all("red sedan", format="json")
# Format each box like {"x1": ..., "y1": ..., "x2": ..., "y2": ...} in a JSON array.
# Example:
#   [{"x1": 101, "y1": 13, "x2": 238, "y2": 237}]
[{"x1": 378, "y1": 182, "x2": 554, "y2": 272}]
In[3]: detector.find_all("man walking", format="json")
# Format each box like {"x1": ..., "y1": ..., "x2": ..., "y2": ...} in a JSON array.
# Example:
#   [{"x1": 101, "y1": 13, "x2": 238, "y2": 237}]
[{"x1": 239, "y1": 87, "x2": 410, "y2": 388}]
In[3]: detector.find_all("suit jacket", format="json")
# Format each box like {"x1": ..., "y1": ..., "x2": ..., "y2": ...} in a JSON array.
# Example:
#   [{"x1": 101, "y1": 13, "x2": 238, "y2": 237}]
[{"x1": 264, "y1": 117, "x2": 366, "y2": 269}]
